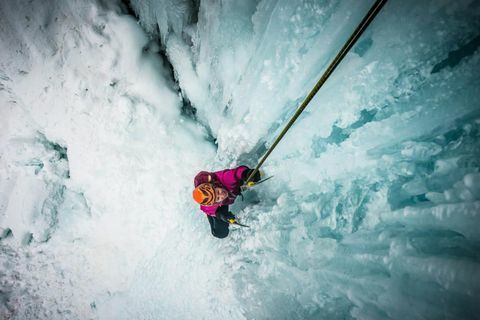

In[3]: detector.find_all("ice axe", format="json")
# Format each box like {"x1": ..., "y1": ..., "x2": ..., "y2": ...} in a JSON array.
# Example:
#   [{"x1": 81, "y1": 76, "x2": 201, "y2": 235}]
[
  {"x1": 241, "y1": 175, "x2": 274, "y2": 192},
  {"x1": 228, "y1": 219, "x2": 250, "y2": 228}
]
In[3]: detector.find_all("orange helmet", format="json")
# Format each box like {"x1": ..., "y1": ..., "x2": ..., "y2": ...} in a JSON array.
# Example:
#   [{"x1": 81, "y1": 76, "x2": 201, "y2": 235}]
[{"x1": 193, "y1": 183, "x2": 215, "y2": 205}]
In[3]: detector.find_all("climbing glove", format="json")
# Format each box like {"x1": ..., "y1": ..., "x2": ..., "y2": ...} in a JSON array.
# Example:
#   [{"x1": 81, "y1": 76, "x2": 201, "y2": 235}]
[
  {"x1": 217, "y1": 210, "x2": 236, "y2": 223},
  {"x1": 242, "y1": 168, "x2": 262, "y2": 185}
]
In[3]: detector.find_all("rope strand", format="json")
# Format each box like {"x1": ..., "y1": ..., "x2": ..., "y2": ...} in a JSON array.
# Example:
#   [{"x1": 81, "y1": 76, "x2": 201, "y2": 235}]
[{"x1": 246, "y1": 0, "x2": 388, "y2": 184}]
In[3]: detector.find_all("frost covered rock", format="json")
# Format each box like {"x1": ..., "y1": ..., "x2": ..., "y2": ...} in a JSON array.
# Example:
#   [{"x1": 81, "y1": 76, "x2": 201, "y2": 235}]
[{"x1": 0, "y1": 134, "x2": 68, "y2": 244}]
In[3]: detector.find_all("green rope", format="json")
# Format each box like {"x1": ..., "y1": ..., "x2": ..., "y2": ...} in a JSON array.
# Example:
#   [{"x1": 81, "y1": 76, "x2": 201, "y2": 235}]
[{"x1": 246, "y1": 0, "x2": 388, "y2": 185}]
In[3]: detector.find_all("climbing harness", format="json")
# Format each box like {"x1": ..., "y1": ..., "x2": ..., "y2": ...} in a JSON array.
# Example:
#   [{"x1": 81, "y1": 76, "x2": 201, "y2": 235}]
[{"x1": 245, "y1": 0, "x2": 388, "y2": 185}]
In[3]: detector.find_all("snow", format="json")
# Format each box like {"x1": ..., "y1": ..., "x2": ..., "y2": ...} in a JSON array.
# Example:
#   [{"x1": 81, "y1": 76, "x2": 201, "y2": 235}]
[{"x1": 1, "y1": 0, "x2": 480, "y2": 319}]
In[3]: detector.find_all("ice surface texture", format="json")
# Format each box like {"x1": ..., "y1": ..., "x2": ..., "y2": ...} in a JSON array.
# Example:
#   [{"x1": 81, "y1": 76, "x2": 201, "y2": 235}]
[{"x1": 1, "y1": 0, "x2": 479, "y2": 319}]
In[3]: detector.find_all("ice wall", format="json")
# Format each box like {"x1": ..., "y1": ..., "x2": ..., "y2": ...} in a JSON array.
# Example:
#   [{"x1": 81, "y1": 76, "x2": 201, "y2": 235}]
[
  {"x1": 129, "y1": 0, "x2": 480, "y2": 319},
  {"x1": 0, "y1": 0, "x2": 479, "y2": 319},
  {"x1": 0, "y1": 0, "x2": 220, "y2": 318}
]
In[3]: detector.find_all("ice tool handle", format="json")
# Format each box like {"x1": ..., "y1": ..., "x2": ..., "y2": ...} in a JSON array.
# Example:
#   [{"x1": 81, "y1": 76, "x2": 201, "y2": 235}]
[
  {"x1": 241, "y1": 175, "x2": 273, "y2": 192},
  {"x1": 228, "y1": 219, "x2": 250, "y2": 228}
]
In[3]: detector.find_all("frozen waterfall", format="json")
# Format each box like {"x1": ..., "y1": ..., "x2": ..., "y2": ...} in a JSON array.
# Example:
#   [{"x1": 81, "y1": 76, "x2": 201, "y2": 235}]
[{"x1": 0, "y1": 0, "x2": 479, "y2": 319}]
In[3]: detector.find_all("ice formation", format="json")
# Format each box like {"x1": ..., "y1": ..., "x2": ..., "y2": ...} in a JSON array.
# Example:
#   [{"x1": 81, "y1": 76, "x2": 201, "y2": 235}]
[{"x1": 1, "y1": 0, "x2": 479, "y2": 319}]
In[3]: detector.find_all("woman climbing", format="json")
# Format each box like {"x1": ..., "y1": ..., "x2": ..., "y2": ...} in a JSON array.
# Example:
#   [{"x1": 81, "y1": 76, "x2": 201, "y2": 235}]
[{"x1": 192, "y1": 166, "x2": 261, "y2": 238}]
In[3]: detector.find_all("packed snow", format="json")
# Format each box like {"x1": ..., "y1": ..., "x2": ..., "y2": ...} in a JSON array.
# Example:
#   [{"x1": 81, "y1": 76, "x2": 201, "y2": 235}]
[{"x1": 1, "y1": 0, "x2": 479, "y2": 319}]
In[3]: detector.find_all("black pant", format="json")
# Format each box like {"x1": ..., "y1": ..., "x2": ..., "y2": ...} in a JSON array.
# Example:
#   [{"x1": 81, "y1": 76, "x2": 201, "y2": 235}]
[{"x1": 207, "y1": 215, "x2": 229, "y2": 239}]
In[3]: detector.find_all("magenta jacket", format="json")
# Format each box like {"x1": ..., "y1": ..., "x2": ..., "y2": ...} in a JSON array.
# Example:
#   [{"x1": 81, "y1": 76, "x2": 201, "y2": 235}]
[{"x1": 194, "y1": 166, "x2": 248, "y2": 216}]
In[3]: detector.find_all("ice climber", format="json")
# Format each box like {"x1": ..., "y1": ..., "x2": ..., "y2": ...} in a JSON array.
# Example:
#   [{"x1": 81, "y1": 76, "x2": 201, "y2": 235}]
[{"x1": 192, "y1": 166, "x2": 261, "y2": 238}]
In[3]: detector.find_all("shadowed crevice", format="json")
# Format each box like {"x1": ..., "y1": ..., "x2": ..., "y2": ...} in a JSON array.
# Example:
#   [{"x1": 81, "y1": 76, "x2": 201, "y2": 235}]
[{"x1": 431, "y1": 34, "x2": 480, "y2": 74}]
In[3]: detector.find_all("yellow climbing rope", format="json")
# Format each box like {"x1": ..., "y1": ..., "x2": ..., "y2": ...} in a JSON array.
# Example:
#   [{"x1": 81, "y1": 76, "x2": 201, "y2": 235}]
[{"x1": 245, "y1": 0, "x2": 388, "y2": 185}]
